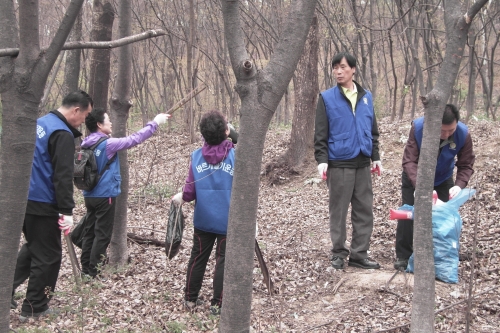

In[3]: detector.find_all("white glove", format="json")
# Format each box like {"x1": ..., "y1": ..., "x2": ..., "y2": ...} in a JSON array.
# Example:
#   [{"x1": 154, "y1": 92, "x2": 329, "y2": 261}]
[
  {"x1": 172, "y1": 192, "x2": 184, "y2": 206},
  {"x1": 58, "y1": 214, "x2": 74, "y2": 235},
  {"x1": 372, "y1": 160, "x2": 383, "y2": 173},
  {"x1": 317, "y1": 163, "x2": 328, "y2": 180},
  {"x1": 449, "y1": 185, "x2": 461, "y2": 199},
  {"x1": 153, "y1": 113, "x2": 170, "y2": 125}
]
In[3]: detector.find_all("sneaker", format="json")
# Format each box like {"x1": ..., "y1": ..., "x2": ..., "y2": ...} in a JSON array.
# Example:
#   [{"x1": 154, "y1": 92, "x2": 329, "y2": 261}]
[
  {"x1": 331, "y1": 256, "x2": 344, "y2": 269},
  {"x1": 348, "y1": 258, "x2": 380, "y2": 269},
  {"x1": 10, "y1": 298, "x2": 17, "y2": 310},
  {"x1": 19, "y1": 308, "x2": 59, "y2": 322},
  {"x1": 184, "y1": 299, "x2": 203, "y2": 310},
  {"x1": 394, "y1": 258, "x2": 409, "y2": 271},
  {"x1": 210, "y1": 305, "x2": 221, "y2": 316}
]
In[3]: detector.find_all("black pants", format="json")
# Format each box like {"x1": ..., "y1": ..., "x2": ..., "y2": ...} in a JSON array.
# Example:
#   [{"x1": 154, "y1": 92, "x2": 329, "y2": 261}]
[
  {"x1": 81, "y1": 197, "x2": 116, "y2": 277},
  {"x1": 395, "y1": 171, "x2": 454, "y2": 259},
  {"x1": 185, "y1": 228, "x2": 226, "y2": 307},
  {"x1": 12, "y1": 214, "x2": 62, "y2": 314}
]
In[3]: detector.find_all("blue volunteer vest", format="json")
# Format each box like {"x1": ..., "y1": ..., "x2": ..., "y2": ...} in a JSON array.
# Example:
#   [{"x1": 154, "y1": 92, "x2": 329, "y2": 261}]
[
  {"x1": 191, "y1": 147, "x2": 235, "y2": 235},
  {"x1": 28, "y1": 113, "x2": 72, "y2": 204},
  {"x1": 83, "y1": 140, "x2": 121, "y2": 198},
  {"x1": 320, "y1": 86, "x2": 374, "y2": 160},
  {"x1": 413, "y1": 117, "x2": 468, "y2": 186}
]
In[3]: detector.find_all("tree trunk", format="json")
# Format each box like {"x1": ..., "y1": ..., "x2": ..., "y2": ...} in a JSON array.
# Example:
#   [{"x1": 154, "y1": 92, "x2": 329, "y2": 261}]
[
  {"x1": 88, "y1": 0, "x2": 114, "y2": 109},
  {"x1": 108, "y1": 0, "x2": 133, "y2": 266},
  {"x1": 286, "y1": 16, "x2": 318, "y2": 170},
  {"x1": 218, "y1": 1, "x2": 316, "y2": 331},
  {"x1": 412, "y1": 1, "x2": 488, "y2": 332},
  {"x1": 466, "y1": 27, "x2": 477, "y2": 123},
  {"x1": 63, "y1": 9, "x2": 82, "y2": 96},
  {"x1": 0, "y1": 0, "x2": 84, "y2": 330}
]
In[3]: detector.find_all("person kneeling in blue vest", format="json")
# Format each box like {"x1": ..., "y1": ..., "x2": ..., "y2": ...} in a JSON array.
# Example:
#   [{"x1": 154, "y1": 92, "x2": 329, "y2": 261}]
[
  {"x1": 172, "y1": 110, "x2": 235, "y2": 316},
  {"x1": 81, "y1": 107, "x2": 170, "y2": 278}
]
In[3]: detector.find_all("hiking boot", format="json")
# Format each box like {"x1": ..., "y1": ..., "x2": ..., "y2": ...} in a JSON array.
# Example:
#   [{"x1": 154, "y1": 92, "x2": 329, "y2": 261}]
[
  {"x1": 184, "y1": 299, "x2": 203, "y2": 310},
  {"x1": 394, "y1": 258, "x2": 409, "y2": 271},
  {"x1": 10, "y1": 298, "x2": 17, "y2": 310},
  {"x1": 19, "y1": 308, "x2": 59, "y2": 322},
  {"x1": 348, "y1": 258, "x2": 381, "y2": 269},
  {"x1": 331, "y1": 256, "x2": 344, "y2": 269},
  {"x1": 210, "y1": 305, "x2": 221, "y2": 316}
]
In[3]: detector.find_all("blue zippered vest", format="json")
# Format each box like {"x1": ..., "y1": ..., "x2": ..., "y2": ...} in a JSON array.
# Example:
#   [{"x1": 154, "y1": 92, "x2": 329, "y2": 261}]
[
  {"x1": 413, "y1": 117, "x2": 468, "y2": 186},
  {"x1": 83, "y1": 140, "x2": 121, "y2": 198},
  {"x1": 320, "y1": 86, "x2": 374, "y2": 160},
  {"x1": 28, "y1": 113, "x2": 72, "y2": 204},
  {"x1": 191, "y1": 147, "x2": 235, "y2": 235}
]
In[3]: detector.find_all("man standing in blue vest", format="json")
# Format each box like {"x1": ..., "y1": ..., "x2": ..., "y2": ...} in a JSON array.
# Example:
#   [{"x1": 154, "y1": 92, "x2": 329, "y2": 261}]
[
  {"x1": 314, "y1": 52, "x2": 382, "y2": 270},
  {"x1": 11, "y1": 90, "x2": 93, "y2": 321},
  {"x1": 394, "y1": 104, "x2": 475, "y2": 270}
]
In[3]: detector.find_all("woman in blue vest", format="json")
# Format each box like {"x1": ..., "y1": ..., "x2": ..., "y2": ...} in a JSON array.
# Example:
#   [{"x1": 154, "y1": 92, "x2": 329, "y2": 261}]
[
  {"x1": 80, "y1": 107, "x2": 170, "y2": 278},
  {"x1": 172, "y1": 110, "x2": 235, "y2": 316},
  {"x1": 394, "y1": 104, "x2": 475, "y2": 270}
]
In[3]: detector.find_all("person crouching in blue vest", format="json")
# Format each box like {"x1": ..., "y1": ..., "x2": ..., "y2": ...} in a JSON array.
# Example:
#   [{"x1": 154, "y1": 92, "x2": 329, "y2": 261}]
[
  {"x1": 394, "y1": 104, "x2": 475, "y2": 270},
  {"x1": 80, "y1": 107, "x2": 170, "y2": 278},
  {"x1": 172, "y1": 110, "x2": 235, "y2": 316}
]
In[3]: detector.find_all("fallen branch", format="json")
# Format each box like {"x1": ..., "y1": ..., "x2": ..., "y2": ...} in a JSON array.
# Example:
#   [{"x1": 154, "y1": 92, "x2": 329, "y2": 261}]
[{"x1": 127, "y1": 233, "x2": 166, "y2": 247}]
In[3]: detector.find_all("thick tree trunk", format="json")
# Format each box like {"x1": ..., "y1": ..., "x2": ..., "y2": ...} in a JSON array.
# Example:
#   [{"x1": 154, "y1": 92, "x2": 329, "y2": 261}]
[
  {"x1": 88, "y1": 0, "x2": 114, "y2": 109},
  {"x1": 286, "y1": 16, "x2": 318, "y2": 170},
  {"x1": 63, "y1": 10, "x2": 82, "y2": 96},
  {"x1": 219, "y1": 1, "x2": 316, "y2": 332},
  {"x1": 412, "y1": 1, "x2": 488, "y2": 332},
  {"x1": 108, "y1": 0, "x2": 132, "y2": 266},
  {"x1": 0, "y1": 0, "x2": 84, "y2": 330}
]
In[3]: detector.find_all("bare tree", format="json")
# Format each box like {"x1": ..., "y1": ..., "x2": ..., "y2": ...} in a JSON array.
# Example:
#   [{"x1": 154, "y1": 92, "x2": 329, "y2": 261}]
[
  {"x1": 412, "y1": 1, "x2": 489, "y2": 332},
  {"x1": 108, "y1": 0, "x2": 133, "y2": 266},
  {"x1": 0, "y1": 0, "x2": 84, "y2": 330},
  {"x1": 218, "y1": 0, "x2": 317, "y2": 331}
]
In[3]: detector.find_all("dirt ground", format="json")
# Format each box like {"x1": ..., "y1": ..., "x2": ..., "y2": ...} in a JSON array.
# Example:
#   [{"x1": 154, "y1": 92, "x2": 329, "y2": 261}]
[{"x1": 9, "y1": 114, "x2": 500, "y2": 332}]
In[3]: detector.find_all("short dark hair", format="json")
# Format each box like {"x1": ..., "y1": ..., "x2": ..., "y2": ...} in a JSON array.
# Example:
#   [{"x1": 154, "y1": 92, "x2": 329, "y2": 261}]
[
  {"x1": 62, "y1": 90, "x2": 93, "y2": 110},
  {"x1": 85, "y1": 107, "x2": 106, "y2": 133},
  {"x1": 332, "y1": 52, "x2": 357, "y2": 69},
  {"x1": 200, "y1": 110, "x2": 227, "y2": 145},
  {"x1": 442, "y1": 104, "x2": 460, "y2": 124}
]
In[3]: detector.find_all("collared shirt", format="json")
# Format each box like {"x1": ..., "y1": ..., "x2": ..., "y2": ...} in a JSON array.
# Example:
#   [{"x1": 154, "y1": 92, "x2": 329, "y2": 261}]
[{"x1": 341, "y1": 83, "x2": 358, "y2": 114}]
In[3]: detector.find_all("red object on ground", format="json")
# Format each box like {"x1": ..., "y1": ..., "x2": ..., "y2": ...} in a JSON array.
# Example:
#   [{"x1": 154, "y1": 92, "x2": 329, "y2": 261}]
[{"x1": 389, "y1": 209, "x2": 413, "y2": 220}]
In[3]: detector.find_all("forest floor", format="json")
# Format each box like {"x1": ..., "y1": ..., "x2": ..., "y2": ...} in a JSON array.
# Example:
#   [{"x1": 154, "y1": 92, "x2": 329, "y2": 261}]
[{"x1": 9, "y1": 113, "x2": 500, "y2": 333}]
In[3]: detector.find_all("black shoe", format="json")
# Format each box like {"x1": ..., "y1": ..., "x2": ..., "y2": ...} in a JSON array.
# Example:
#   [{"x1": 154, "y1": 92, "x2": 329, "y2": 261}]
[
  {"x1": 210, "y1": 305, "x2": 221, "y2": 316},
  {"x1": 19, "y1": 308, "x2": 59, "y2": 322},
  {"x1": 10, "y1": 298, "x2": 17, "y2": 310},
  {"x1": 331, "y1": 256, "x2": 345, "y2": 269},
  {"x1": 394, "y1": 258, "x2": 408, "y2": 270},
  {"x1": 348, "y1": 258, "x2": 380, "y2": 269}
]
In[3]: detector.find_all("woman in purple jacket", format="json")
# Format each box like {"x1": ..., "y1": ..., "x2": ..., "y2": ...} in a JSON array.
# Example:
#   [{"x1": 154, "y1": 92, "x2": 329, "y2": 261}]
[
  {"x1": 80, "y1": 107, "x2": 169, "y2": 278},
  {"x1": 172, "y1": 110, "x2": 235, "y2": 315}
]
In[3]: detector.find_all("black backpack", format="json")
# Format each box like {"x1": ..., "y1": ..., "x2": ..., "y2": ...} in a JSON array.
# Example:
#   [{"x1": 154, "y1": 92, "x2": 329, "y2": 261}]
[{"x1": 73, "y1": 137, "x2": 116, "y2": 191}]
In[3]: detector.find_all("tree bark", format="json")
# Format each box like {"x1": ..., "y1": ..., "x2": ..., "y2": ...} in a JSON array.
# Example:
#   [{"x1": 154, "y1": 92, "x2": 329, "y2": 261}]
[
  {"x1": 218, "y1": 1, "x2": 317, "y2": 332},
  {"x1": 0, "y1": 0, "x2": 84, "y2": 331},
  {"x1": 412, "y1": 1, "x2": 489, "y2": 332},
  {"x1": 63, "y1": 10, "x2": 83, "y2": 96},
  {"x1": 108, "y1": 0, "x2": 133, "y2": 266},
  {"x1": 88, "y1": 0, "x2": 115, "y2": 109},
  {"x1": 286, "y1": 16, "x2": 318, "y2": 170}
]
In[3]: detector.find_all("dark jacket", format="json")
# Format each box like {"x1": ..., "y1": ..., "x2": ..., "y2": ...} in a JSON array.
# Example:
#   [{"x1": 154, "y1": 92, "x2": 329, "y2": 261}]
[
  {"x1": 402, "y1": 119, "x2": 475, "y2": 188},
  {"x1": 26, "y1": 110, "x2": 82, "y2": 216},
  {"x1": 314, "y1": 81, "x2": 380, "y2": 168}
]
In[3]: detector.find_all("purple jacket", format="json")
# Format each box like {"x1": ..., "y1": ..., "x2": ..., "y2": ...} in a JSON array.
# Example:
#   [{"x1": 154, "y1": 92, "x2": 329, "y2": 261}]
[
  {"x1": 182, "y1": 139, "x2": 235, "y2": 202},
  {"x1": 81, "y1": 121, "x2": 159, "y2": 158}
]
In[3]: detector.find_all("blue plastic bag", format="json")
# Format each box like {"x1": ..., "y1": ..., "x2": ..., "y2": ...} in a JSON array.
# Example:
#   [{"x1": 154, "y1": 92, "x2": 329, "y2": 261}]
[{"x1": 407, "y1": 189, "x2": 475, "y2": 283}]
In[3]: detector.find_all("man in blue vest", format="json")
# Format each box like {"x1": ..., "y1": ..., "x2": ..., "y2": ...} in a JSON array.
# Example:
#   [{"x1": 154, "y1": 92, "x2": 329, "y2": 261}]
[
  {"x1": 314, "y1": 52, "x2": 382, "y2": 270},
  {"x1": 394, "y1": 104, "x2": 475, "y2": 270},
  {"x1": 12, "y1": 90, "x2": 93, "y2": 321}
]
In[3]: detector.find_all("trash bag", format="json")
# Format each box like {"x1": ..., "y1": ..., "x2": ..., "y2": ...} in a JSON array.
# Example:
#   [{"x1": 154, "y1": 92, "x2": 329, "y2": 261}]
[
  {"x1": 70, "y1": 213, "x2": 90, "y2": 249},
  {"x1": 407, "y1": 188, "x2": 476, "y2": 283},
  {"x1": 165, "y1": 202, "x2": 185, "y2": 259}
]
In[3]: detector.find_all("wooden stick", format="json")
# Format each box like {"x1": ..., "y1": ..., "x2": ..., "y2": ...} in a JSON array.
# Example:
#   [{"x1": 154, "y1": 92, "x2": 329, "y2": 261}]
[{"x1": 166, "y1": 84, "x2": 207, "y2": 115}]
